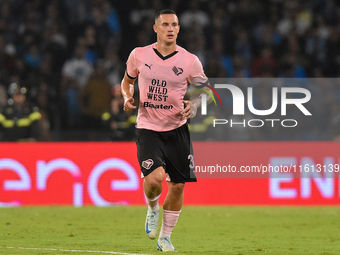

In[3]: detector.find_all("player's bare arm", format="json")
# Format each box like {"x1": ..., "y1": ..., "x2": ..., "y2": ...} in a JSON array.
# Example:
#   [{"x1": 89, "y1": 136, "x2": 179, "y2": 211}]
[
  {"x1": 121, "y1": 72, "x2": 137, "y2": 112},
  {"x1": 181, "y1": 84, "x2": 214, "y2": 119}
]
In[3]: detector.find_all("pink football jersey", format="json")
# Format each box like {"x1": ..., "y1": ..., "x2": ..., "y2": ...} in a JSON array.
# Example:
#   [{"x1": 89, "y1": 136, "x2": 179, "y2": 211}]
[{"x1": 126, "y1": 43, "x2": 207, "y2": 131}]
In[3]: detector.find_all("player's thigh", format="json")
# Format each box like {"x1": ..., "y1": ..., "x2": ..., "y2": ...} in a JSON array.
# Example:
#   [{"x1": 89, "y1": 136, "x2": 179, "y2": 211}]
[
  {"x1": 164, "y1": 124, "x2": 196, "y2": 183},
  {"x1": 136, "y1": 128, "x2": 165, "y2": 178}
]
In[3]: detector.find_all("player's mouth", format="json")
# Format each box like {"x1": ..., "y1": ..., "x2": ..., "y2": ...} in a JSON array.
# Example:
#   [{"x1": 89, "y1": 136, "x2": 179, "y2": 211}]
[{"x1": 167, "y1": 34, "x2": 174, "y2": 39}]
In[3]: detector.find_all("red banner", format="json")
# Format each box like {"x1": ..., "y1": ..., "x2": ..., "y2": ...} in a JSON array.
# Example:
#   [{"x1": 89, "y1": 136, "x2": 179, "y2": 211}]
[{"x1": 0, "y1": 142, "x2": 339, "y2": 206}]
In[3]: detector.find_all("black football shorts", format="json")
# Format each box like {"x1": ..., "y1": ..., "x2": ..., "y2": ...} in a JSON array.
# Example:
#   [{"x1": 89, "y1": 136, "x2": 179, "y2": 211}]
[{"x1": 135, "y1": 123, "x2": 197, "y2": 183}]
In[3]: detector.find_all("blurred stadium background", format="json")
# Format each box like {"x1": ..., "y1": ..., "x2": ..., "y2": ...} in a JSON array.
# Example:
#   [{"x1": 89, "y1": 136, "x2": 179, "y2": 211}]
[
  {"x1": 1, "y1": 0, "x2": 340, "y2": 141},
  {"x1": 1, "y1": 1, "x2": 340, "y2": 254},
  {"x1": 0, "y1": 0, "x2": 338, "y2": 205}
]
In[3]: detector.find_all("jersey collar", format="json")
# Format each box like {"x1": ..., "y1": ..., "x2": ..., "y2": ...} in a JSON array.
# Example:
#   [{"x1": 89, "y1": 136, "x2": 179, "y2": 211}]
[{"x1": 153, "y1": 44, "x2": 178, "y2": 60}]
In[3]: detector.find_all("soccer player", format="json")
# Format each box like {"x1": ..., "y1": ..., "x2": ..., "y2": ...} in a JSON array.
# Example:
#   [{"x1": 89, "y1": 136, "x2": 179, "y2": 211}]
[{"x1": 121, "y1": 9, "x2": 210, "y2": 252}]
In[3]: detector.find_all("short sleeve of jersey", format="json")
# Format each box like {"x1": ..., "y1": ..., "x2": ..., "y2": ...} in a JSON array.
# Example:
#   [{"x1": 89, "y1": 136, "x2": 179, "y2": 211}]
[
  {"x1": 188, "y1": 56, "x2": 208, "y2": 87},
  {"x1": 126, "y1": 49, "x2": 139, "y2": 79}
]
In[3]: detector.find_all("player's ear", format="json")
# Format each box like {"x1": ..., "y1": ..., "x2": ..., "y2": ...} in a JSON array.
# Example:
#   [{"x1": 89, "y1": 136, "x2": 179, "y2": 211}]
[{"x1": 153, "y1": 24, "x2": 157, "y2": 33}]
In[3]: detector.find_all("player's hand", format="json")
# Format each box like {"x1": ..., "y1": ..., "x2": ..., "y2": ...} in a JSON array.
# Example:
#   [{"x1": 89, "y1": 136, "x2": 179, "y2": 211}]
[
  {"x1": 181, "y1": 100, "x2": 198, "y2": 119},
  {"x1": 123, "y1": 97, "x2": 137, "y2": 112}
]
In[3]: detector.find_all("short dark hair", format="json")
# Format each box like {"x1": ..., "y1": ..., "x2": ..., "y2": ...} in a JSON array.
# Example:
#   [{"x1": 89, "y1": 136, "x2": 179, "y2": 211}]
[{"x1": 155, "y1": 9, "x2": 177, "y2": 22}]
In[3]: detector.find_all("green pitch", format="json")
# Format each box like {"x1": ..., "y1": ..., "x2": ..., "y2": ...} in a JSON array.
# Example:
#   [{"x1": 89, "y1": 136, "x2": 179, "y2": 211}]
[{"x1": 1, "y1": 206, "x2": 340, "y2": 254}]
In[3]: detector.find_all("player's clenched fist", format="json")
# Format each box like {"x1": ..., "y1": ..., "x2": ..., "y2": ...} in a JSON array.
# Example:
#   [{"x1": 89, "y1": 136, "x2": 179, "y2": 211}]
[{"x1": 123, "y1": 97, "x2": 136, "y2": 111}]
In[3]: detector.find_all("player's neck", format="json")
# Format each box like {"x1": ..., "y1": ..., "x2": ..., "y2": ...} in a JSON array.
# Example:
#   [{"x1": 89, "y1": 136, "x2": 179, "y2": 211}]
[{"x1": 155, "y1": 42, "x2": 177, "y2": 56}]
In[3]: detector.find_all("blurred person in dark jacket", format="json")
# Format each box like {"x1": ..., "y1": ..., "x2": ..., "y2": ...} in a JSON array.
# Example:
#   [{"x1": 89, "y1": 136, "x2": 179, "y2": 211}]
[
  {"x1": 101, "y1": 85, "x2": 136, "y2": 141},
  {"x1": 0, "y1": 83, "x2": 42, "y2": 141},
  {"x1": 79, "y1": 61, "x2": 112, "y2": 130}
]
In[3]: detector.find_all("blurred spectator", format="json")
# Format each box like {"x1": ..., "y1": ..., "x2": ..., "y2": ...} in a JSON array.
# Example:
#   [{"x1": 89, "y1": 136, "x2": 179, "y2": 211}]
[
  {"x1": 180, "y1": 0, "x2": 210, "y2": 31},
  {"x1": 62, "y1": 0, "x2": 91, "y2": 26},
  {"x1": 101, "y1": 86, "x2": 136, "y2": 141},
  {"x1": 102, "y1": 45, "x2": 124, "y2": 86},
  {"x1": 331, "y1": 108, "x2": 340, "y2": 142},
  {"x1": 0, "y1": 0, "x2": 339, "y2": 141},
  {"x1": 321, "y1": 0, "x2": 338, "y2": 25},
  {"x1": 129, "y1": 0, "x2": 155, "y2": 27},
  {"x1": 279, "y1": 52, "x2": 306, "y2": 78},
  {"x1": 0, "y1": 34, "x2": 16, "y2": 76},
  {"x1": 79, "y1": 61, "x2": 112, "y2": 130},
  {"x1": 232, "y1": 54, "x2": 251, "y2": 78},
  {"x1": 102, "y1": 0, "x2": 121, "y2": 36},
  {"x1": 23, "y1": 43, "x2": 42, "y2": 70},
  {"x1": 253, "y1": 22, "x2": 282, "y2": 57},
  {"x1": 232, "y1": 0, "x2": 262, "y2": 30},
  {"x1": 251, "y1": 46, "x2": 278, "y2": 77},
  {"x1": 31, "y1": 78, "x2": 58, "y2": 140},
  {"x1": 82, "y1": 25, "x2": 99, "y2": 64},
  {"x1": 209, "y1": 33, "x2": 233, "y2": 77},
  {"x1": 38, "y1": 53, "x2": 60, "y2": 95},
  {"x1": 205, "y1": 52, "x2": 227, "y2": 78},
  {"x1": 305, "y1": 25, "x2": 327, "y2": 69},
  {"x1": 325, "y1": 26, "x2": 340, "y2": 77},
  {"x1": 88, "y1": 3, "x2": 118, "y2": 56},
  {"x1": 185, "y1": 33, "x2": 207, "y2": 67},
  {"x1": 0, "y1": 1, "x2": 15, "y2": 42},
  {"x1": 0, "y1": 83, "x2": 42, "y2": 141},
  {"x1": 276, "y1": 1, "x2": 312, "y2": 36},
  {"x1": 233, "y1": 28, "x2": 252, "y2": 67},
  {"x1": 39, "y1": 23, "x2": 67, "y2": 72},
  {"x1": 0, "y1": 83, "x2": 6, "y2": 108},
  {"x1": 61, "y1": 40, "x2": 94, "y2": 128}
]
